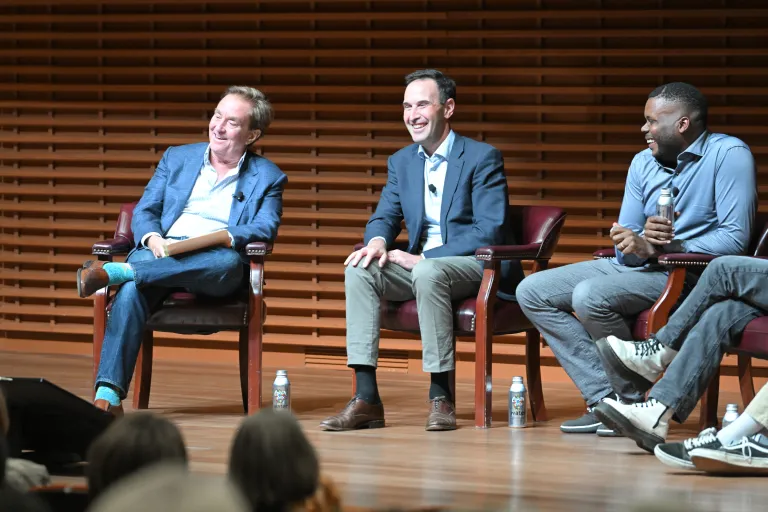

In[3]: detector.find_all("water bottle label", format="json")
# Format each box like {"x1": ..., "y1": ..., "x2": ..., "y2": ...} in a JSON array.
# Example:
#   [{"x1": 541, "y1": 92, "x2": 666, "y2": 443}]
[
  {"x1": 510, "y1": 395, "x2": 525, "y2": 416},
  {"x1": 273, "y1": 388, "x2": 289, "y2": 409}
]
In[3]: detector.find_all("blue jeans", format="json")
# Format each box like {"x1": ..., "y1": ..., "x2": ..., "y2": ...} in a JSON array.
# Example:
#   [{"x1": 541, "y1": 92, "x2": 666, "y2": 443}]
[
  {"x1": 95, "y1": 247, "x2": 245, "y2": 398},
  {"x1": 516, "y1": 258, "x2": 696, "y2": 406},
  {"x1": 649, "y1": 256, "x2": 767, "y2": 422}
]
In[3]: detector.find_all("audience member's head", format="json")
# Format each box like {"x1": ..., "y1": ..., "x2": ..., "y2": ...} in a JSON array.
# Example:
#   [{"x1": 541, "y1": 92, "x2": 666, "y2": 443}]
[
  {"x1": 89, "y1": 463, "x2": 249, "y2": 512},
  {"x1": 0, "y1": 486, "x2": 51, "y2": 512},
  {"x1": 228, "y1": 409, "x2": 320, "y2": 512},
  {"x1": 86, "y1": 412, "x2": 188, "y2": 501}
]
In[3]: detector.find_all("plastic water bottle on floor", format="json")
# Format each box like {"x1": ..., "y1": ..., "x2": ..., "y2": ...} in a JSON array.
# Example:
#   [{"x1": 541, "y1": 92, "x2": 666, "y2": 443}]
[
  {"x1": 722, "y1": 403, "x2": 739, "y2": 428},
  {"x1": 508, "y1": 376, "x2": 527, "y2": 428},
  {"x1": 272, "y1": 370, "x2": 291, "y2": 411}
]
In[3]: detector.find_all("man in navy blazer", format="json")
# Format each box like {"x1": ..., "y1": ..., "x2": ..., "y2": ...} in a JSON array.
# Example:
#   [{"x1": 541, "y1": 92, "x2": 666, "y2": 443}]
[
  {"x1": 77, "y1": 86, "x2": 287, "y2": 415},
  {"x1": 320, "y1": 69, "x2": 519, "y2": 432}
]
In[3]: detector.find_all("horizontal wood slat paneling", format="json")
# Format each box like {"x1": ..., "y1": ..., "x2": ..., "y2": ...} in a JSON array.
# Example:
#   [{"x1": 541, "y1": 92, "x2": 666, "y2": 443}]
[{"x1": 1, "y1": 0, "x2": 767, "y2": 377}]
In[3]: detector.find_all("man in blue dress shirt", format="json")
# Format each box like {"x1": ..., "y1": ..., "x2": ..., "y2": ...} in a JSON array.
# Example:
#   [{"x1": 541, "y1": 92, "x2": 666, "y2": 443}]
[
  {"x1": 77, "y1": 86, "x2": 287, "y2": 415},
  {"x1": 516, "y1": 82, "x2": 757, "y2": 436}
]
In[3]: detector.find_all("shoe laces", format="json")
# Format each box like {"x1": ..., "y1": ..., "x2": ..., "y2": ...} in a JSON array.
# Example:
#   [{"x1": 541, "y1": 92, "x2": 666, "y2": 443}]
[
  {"x1": 683, "y1": 427, "x2": 718, "y2": 450},
  {"x1": 635, "y1": 337, "x2": 662, "y2": 357},
  {"x1": 430, "y1": 396, "x2": 449, "y2": 411},
  {"x1": 633, "y1": 398, "x2": 662, "y2": 409}
]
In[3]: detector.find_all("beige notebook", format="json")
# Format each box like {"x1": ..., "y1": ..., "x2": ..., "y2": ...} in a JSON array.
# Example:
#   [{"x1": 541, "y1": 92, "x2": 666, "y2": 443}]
[{"x1": 161, "y1": 230, "x2": 232, "y2": 257}]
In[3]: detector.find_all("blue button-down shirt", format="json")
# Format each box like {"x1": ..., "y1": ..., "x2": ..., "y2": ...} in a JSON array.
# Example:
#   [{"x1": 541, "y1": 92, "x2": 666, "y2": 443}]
[
  {"x1": 616, "y1": 131, "x2": 757, "y2": 266},
  {"x1": 417, "y1": 130, "x2": 455, "y2": 252}
]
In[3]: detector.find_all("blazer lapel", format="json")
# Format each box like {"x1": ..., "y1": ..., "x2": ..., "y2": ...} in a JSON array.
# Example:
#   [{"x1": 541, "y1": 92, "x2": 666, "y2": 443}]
[
  {"x1": 229, "y1": 152, "x2": 261, "y2": 225},
  {"x1": 406, "y1": 149, "x2": 426, "y2": 251},
  {"x1": 440, "y1": 135, "x2": 465, "y2": 236}
]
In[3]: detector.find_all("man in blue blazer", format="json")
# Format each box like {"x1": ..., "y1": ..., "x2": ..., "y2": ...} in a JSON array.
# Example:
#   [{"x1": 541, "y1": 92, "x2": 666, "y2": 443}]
[
  {"x1": 320, "y1": 69, "x2": 521, "y2": 432},
  {"x1": 77, "y1": 86, "x2": 287, "y2": 415}
]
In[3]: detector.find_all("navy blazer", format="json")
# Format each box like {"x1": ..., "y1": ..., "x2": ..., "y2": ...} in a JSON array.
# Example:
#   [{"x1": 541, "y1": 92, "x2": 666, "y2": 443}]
[
  {"x1": 363, "y1": 134, "x2": 524, "y2": 298},
  {"x1": 131, "y1": 142, "x2": 287, "y2": 261}
]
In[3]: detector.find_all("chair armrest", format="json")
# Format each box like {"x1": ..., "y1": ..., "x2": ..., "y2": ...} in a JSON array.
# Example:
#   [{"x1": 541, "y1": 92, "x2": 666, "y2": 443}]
[
  {"x1": 92, "y1": 236, "x2": 133, "y2": 256},
  {"x1": 657, "y1": 253, "x2": 717, "y2": 268},
  {"x1": 245, "y1": 242, "x2": 273, "y2": 257},
  {"x1": 474, "y1": 243, "x2": 543, "y2": 261},
  {"x1": 593, "y1": 248, "x2": 616, "y2": 259}
]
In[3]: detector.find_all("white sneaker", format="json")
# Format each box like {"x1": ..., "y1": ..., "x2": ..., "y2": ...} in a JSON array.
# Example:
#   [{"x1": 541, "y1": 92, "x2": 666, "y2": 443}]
[
  {"x1": 593, "y1": 398, "x2": 671, "y2": 453},
  {"x1": 596, "y1": 336, "x2": 677, "y2": 392}
]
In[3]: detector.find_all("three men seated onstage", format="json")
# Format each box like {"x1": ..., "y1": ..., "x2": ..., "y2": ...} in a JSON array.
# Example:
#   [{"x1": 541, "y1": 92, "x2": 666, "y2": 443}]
[
  {"x1": 516, "y1": 82, "x2": 757, "y2": 437},
  {"x1": 320, "y1": 69, "x2": 523, "y2": 432},
  {"x1": 77, "y1": 86, "x2": 287, "y2": 415}
]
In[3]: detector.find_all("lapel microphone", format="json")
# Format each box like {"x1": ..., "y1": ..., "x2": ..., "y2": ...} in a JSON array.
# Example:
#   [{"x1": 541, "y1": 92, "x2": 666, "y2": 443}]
[
  {"x1": 428, "y1": 184, "x2": 437, "y2": 195},
  {"x1": 233, "y1": 191, "x2": 245, "y2": 202}
]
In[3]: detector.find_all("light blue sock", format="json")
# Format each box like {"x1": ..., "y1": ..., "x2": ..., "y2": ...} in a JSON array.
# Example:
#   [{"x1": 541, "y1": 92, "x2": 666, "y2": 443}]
[
  {"x1": 103, "y1": 262, "x2": 134, "y2": 286},
  {"x1": 95, "y1": 386, "x2": 121, "y2": 406}
]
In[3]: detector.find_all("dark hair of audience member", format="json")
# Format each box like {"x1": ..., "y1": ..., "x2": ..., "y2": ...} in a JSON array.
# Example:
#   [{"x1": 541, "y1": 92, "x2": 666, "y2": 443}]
[
  {"x1": 228, "y1": 409, "x2": 320, "y2": 512},
  {"x1": 0, "y1": 389, "x2": 9, "y2": 436},
  {"x1": 0, "y1": 486, "x2": 51, "y2": 512},
  {"x1": 86, "y1": 412, "x2": 188, "y2": 502}
]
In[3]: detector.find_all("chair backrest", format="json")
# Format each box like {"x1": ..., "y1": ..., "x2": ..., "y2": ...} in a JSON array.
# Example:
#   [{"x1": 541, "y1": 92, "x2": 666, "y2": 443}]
[
  {"x1": 748, "y1": 212, "x2": 768, "y2": 257},
  {"x1": 114, "y1": 202, "x2": 138, "y2": 244},
  {"x1": 507, "y1": 205, "x2": 567, "y2": 259}
]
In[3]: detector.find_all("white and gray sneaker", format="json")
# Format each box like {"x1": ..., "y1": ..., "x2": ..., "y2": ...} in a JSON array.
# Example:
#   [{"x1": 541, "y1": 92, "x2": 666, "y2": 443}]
[
  {"x1": 654, "y1": 427, "x2": 720, "y2": 470},
  {"x1": 690, "y1": 433, "x2": 768, "y2": 475},
  {"x1": 594, "y1": 398, "x2": 671, "y2": 453},
  {"x1": 560, "y1": 406, "x2": 602, "y2": 434},
  {"x1": 596, "y1": 335, "x2": 677, "y2": 393}
]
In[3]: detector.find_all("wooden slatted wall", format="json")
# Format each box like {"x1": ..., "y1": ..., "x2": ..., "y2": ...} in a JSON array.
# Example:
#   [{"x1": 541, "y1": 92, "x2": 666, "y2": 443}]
[{"x1": 1, "y1": 0, "x2": 767, "y2": 374}]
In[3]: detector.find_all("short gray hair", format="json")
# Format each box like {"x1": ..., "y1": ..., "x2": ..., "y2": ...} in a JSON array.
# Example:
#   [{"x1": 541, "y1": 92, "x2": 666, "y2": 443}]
[{"x1": 222, "y1": 85, "x2": 274, "y2": 134}]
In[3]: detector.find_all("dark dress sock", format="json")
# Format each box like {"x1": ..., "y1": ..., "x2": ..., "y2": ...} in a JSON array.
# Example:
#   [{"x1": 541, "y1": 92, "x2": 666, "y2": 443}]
[
  {"x1": 429, "y1": 371, "x2": 453, "y2": 402},
  {"x1": 351, "y1": 365, "x2": 380, "y2": 404}
]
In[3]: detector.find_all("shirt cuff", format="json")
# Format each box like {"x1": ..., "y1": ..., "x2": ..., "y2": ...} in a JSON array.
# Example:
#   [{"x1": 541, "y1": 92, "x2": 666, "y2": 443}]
[
  {"x1": 227, "y1": 231, "x2": 235, "y2": 249},
  {"x1": 368, "y1": 236, "x2": 387, "y2": 246},
  {"x1": 141, "y1": 232, "x2": 162, "y2": 248}
]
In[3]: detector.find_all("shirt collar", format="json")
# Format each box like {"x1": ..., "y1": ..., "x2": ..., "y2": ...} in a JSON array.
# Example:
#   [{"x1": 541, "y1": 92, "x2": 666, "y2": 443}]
[
  {"x1": 679, "y1": 130, "x2": 710, "y2": 159},
  {"x1": 203, "y1": 145, "x2": 248, "y2": 172},
  {"x1": 417, "y1": 130, "x2": 455, "y2": 162}
]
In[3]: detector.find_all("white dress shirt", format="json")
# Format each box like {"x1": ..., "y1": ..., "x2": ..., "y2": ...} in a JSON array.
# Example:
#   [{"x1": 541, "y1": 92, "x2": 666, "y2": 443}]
[
  {"x1": 418, "y1": 130, "x2": 455, "y2": 252},
  {"x1": 141, "y1": 145, "x2": 246, "y2": 247}
]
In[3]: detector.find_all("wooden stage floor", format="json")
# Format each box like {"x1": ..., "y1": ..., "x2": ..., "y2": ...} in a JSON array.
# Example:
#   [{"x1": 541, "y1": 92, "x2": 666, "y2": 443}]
[{"x1": 1, "y1": 350, "x2": 766, "y2": 512}]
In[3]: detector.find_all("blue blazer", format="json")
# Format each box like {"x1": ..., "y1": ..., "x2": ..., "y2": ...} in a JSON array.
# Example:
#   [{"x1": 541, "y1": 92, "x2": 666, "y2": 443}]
[
  {"x1": 363, "y1": 134, "x2": 524, "y2": 298},
  {"x1": 131, "y1": 142, "x2": 287, "y2": 260}
]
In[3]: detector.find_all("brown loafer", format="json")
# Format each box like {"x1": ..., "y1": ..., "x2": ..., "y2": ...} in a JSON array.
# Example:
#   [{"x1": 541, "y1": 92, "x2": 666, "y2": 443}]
[
  {"x1": 77, "y1": 262, "x2": 109, "y2": 298},
  {"x1": 425, "y1": 396, "x2": 457, "y2": 431},
  {"x1": 319, "y1": 396, "x2": 385, "y2": 431},
  {"x1": 94, "y1": 399, "x2": 124, "y2": 417}
]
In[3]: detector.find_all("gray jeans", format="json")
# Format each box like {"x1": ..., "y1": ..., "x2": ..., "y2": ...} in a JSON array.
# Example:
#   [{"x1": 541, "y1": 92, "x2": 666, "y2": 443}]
[
  {"x1": 649, "y1": 256, "x2": 767, "y2": 422},
  {"x1": 345, "y1": 256, "x2": 483, "y2": 373},
  {"x1": 516, "y1": 258, "x2": 689, "y2": 405}
]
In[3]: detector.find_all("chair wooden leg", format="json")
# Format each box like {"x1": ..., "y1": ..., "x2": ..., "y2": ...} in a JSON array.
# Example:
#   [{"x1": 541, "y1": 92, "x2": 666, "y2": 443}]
[
  {"x1": 239, "y1": 328, "x2": 250, "y2": 413},
  {"x1": 243, "y1": 314, "x2": 263, "y2": 415},
  {"x1": 738, "y1": 354, "x2": 756, "y2": 407},
  {"x1": 132, "y1": 331, "x2": 153, "y2": 409},
  {"x1": 699, "y1": 366, "x2": 720, "y2": 430},
  {"x1": 525, "y1": 328, "x2": 548, "y2": 422}
]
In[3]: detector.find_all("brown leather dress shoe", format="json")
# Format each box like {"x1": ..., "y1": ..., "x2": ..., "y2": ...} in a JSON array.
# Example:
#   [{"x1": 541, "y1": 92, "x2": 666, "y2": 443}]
[
  {"x1": 77, "y1": 261, "x2": 109, "y2": 298},
  {"x1": 94, "y1": 399, "x2": 124, "y2": 417},
  {"x1": 319, "y1": 396, "x2": 385, "y2": 431},
  {"x1": 425, "y1": 396, "x2": 457, "y2": 431}
]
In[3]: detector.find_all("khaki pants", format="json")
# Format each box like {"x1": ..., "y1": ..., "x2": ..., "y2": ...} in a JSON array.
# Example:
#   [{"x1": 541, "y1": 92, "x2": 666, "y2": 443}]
[
  {"x1": 345, "y1": 256, "x2": 483, "y2": 373},
  {"x1": 745, "y1": 381, "x2": 768, "y2": 429}
]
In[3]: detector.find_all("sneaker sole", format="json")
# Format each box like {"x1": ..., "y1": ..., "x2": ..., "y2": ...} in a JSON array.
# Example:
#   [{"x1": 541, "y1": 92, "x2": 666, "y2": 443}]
[
  {"x1": 593, "y1": 403, "x2": 664, "y2": 453},
  {"x1": 560, "y1": 422, "x2": 601, "y2": 434},
  {"x1": 596, "y1": 428, "x2": 624, "y2": 438},
  {"x1": 595, "y1": 338, "x2": 655, "y2": 394},
  {"x1": 690, "y1": 453, "x2": 768, "y2": 475},
  {"x1": 653, "y1": 445, "x2": 695, "y2": 470}
]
